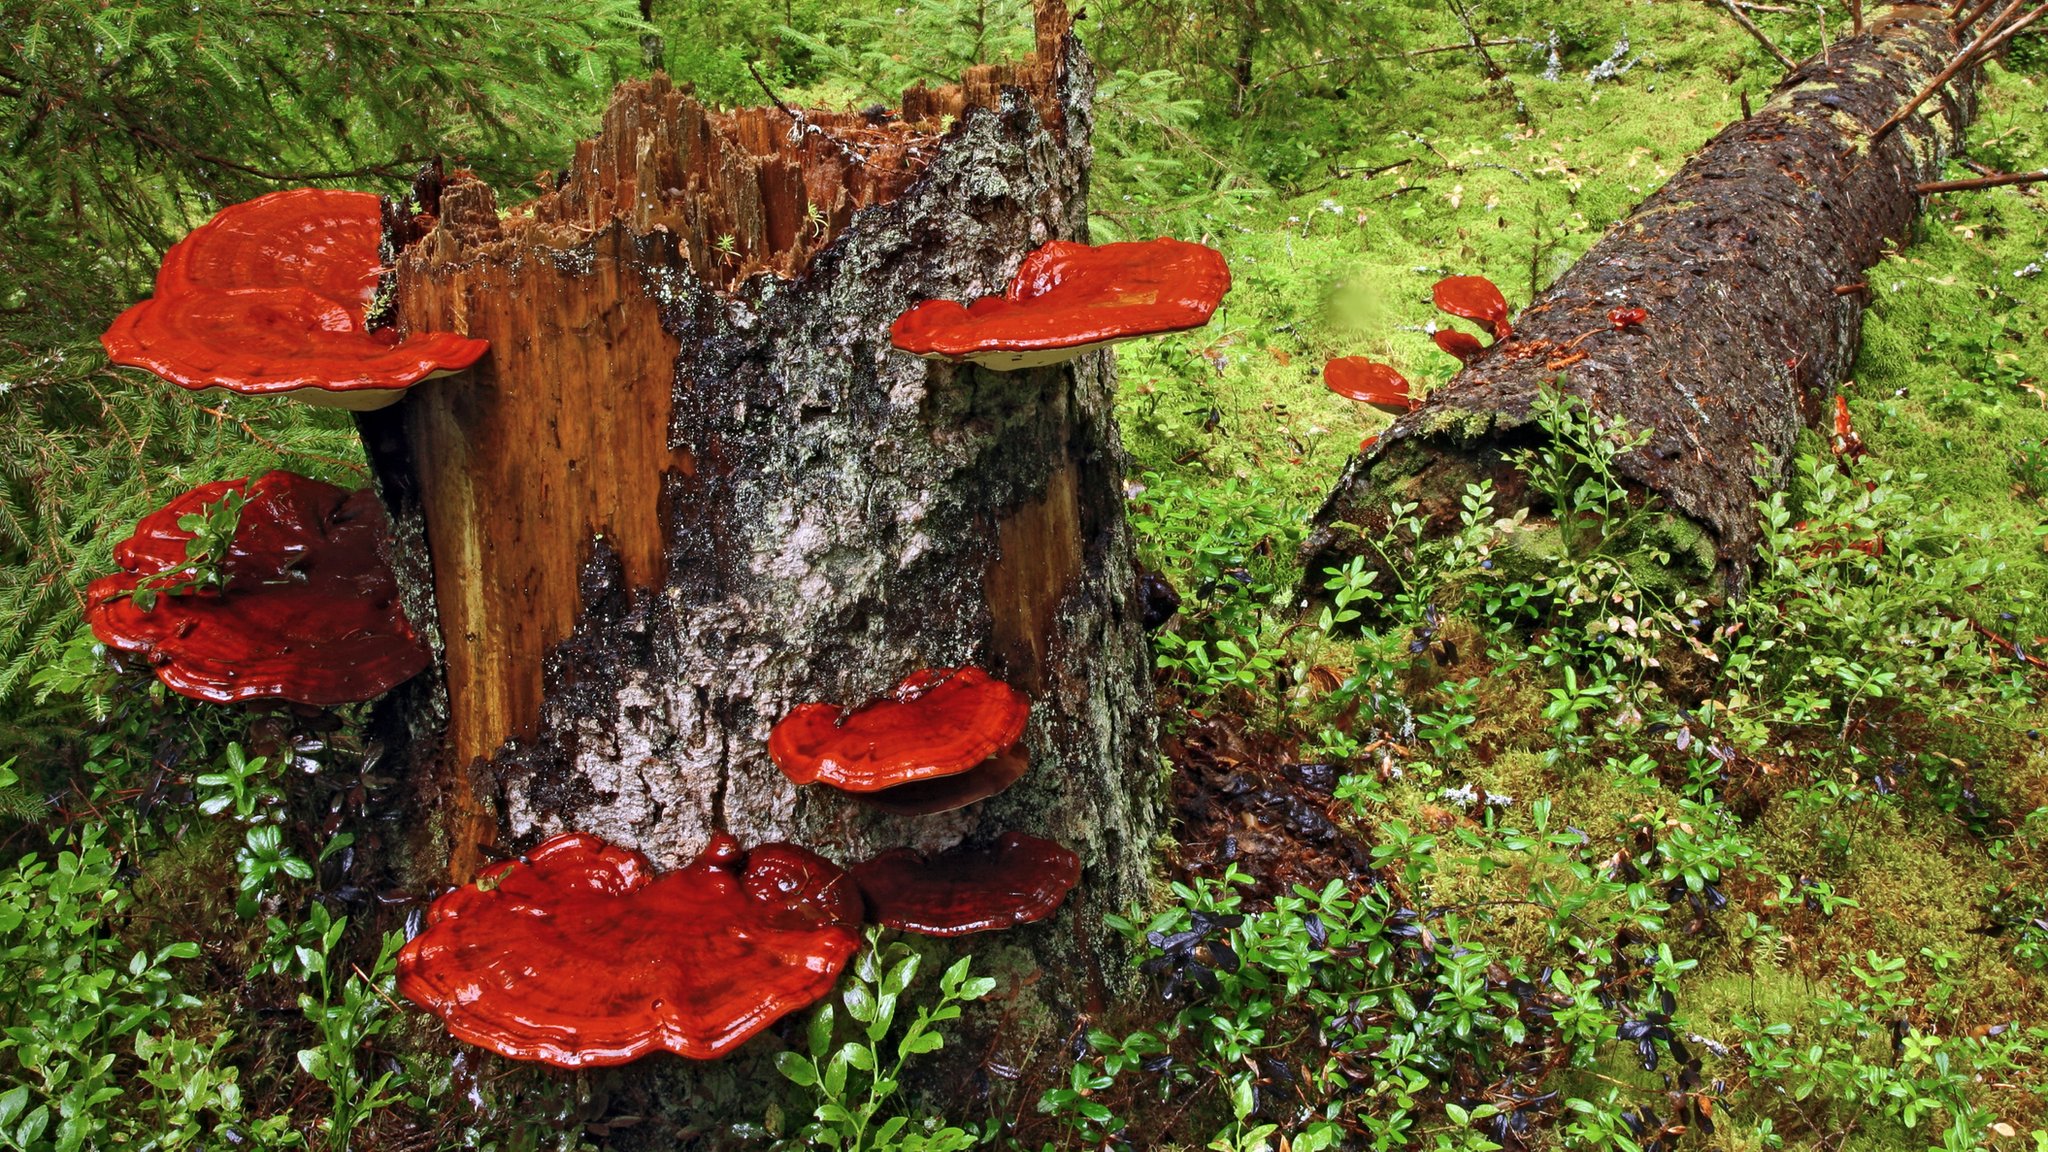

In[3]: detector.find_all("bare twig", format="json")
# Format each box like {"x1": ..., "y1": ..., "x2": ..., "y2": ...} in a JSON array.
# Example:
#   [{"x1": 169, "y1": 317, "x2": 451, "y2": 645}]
[
  {"x1": 1915, "y1": 168, "x2": 2048, "y2": 192},
  {"x1": 1712, "y1": 0, "x2": 1799, "y2": 68},
  {"x1": 1956, "y1": 0, "x2": 2005, "y2": 34},
  {"x1": 1448, "y1": 0, "x2": 1508, "y2": 80},
  {"x1": 1871, "y1": 1, "x2": 2043, "y2": 143},
  {"x1": 1330, "y1": 159, "x2": 1414, "y2": 179},
  {"x1": 745, "y1": 59, "x2": 867, "y2": 167}
]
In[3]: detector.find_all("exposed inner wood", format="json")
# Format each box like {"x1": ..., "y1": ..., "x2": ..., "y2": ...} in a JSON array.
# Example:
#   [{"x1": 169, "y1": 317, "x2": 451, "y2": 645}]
[
  {"x1": 396, "y1": 220, "x2": 686, "y2": 881},
  {"x1": 985, "y1": 460, "x2": 1084, "y2": 696},
  {"x1": 390, "y1": 0, "x2": 1078, "y2": 882}
]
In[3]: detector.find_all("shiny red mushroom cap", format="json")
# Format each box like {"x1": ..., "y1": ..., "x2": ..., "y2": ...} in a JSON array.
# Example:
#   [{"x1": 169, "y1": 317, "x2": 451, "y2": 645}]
[
  {"x1": 890, "y1": 238, "x2": 1231, "y2": 370},
  {"x1": 1432, "y1": 275, "x2": 1513, "y2": 342},
  {"x1": 1431, "y1": 327, "x2": 1488, "y2": 366},
  {"x1": 768, "y1": 667, "x2": 1031, "y2": 793},
  {"x1": 84, "y1": 470, "x2": 430, "y2": 707},
  {"x1": 101, "y1": 188, "x2": 488, "y2": 410},
  {"x1": 850, "y1": 831, "x2": 1081, "y2": 937},
  {"x1": 397, "y1": 832, "x2": 861, "y2": 1068},
  {"x1": 1324, "y1": 357, "x2": 1412, "y2": 416}
]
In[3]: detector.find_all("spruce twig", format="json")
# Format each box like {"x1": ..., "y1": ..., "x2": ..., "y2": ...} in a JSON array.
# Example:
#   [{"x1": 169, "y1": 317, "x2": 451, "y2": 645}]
[{"x1": 1712, "y1": 0, "x2": 1799, "y2": 69}]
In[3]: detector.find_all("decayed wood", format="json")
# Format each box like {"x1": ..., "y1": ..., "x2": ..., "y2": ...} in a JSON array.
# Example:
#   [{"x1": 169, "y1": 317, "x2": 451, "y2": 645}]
[
  {"x1": 357, "y1": 1, "x2": 1160, "y2": 1045},
  {"x1": 1304, "y1": 5, "x2": 1976, "y2": 590}
]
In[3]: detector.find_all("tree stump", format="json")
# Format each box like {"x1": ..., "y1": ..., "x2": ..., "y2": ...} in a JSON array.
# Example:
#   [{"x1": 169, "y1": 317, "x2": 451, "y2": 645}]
[
  {"x1": 1303, "y1": 4, "x2": 1975, "y2": 590},
  {"x1": 356, "y1": 0, "x2": 1157, "y2": 1025}
]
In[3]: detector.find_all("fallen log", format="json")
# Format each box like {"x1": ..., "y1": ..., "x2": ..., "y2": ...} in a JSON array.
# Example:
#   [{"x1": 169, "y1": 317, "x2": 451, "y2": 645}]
[{"x1": 1303, "y1": 4, "x2": 1976, "y2": 590}]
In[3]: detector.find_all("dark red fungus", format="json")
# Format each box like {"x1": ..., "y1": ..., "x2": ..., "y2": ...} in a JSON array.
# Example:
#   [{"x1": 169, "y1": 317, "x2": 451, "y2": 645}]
[
  {"x1": 1608, "y1": 306, "x2": 1649, "y2": 328},
  {"x1": 1323, "y1": 357, "x2": 1412, "y2": 415},
  {"x1": 84, "y1": 470, "x2": 430, "y2": 707},
  {"x1": 1431, "y1": 328, "x2": 1488, "y2": 366},
  {"x1": 850, "y1": 745, "x2": 1031, "y2": 816},
  {"x1": 101, "y1": 188, "x2": 488, "y2": 410},
  {"x1": 1432, "y1": 274, "x2": 1513, "y2": 342},
  {"x1": 850, "y1": 831, "x2": 1081, "y2": 937},
  {"x1": 890, "y1": 238, "x2": 1231, "y2": 370},
  {"x1": 397, "y1": 831, "x2": 861, "y2": 1068},
  {"x1": 768, "y1": 667, "x2": 1031, "y2": 793}
]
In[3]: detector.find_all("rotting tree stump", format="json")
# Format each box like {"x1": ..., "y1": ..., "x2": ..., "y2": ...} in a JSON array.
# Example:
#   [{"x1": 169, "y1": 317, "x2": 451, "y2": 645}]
[
  {"x1": 355, "y1": 0, "x2": 1157, "y2": 1056},
  {"x1": 1304, "y1": 4, "x2": 1976, "y2": 590}
]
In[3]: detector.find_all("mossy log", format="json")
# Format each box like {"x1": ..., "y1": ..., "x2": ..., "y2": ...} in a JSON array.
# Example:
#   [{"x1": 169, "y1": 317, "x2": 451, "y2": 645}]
[
  {"x1": 1303, "y1": 4, "x2": 1976, "y2": 590},
  {"x1": 352, "y1": 0, "x2": 1158, "y2": 1095}
]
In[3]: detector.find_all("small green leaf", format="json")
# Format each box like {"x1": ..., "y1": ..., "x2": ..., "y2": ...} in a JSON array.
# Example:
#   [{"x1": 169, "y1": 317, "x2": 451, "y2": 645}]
[
  {"x1": 775, "y1": 1051, "x2": 817, "y2": 1087},
  {"x1": 808, "y1": 1003, "x2": 835, "y2": 1060},
  {"x1": 843, "y1": 982, "x2": 877, "y2": 1023}
]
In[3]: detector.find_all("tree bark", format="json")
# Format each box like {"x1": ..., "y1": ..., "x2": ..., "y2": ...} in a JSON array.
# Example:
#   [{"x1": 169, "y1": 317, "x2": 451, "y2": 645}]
[
  {"x1": 1302, "y1": 4, "x2": 1975, "y2": 590},
  {"x1": 356, "y1": 0, "x2": 1158, "y2": 1031}
]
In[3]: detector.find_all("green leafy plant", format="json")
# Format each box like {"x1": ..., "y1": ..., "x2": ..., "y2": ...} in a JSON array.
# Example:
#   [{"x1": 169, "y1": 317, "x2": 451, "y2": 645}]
[
  {"x1": 776, "y1": 928, "x2": 995, "y2": 1151},
  {"x1": 125, "y1": 488, "x2": 246, "y2": 612},
  {"x1": 288, "y1": 906, "x2": 407, "y2": 1152}
]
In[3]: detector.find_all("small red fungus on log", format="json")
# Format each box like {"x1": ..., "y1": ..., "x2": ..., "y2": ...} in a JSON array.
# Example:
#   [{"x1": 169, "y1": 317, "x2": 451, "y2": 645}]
[
  {"x1": 1832, "y1": 395, "x2": 1867, "y2": 460},
  {"x1": 1431, "y1": 328, "x2": 1488, "y2": 365},
  {"x1": 850, "y1": 831, "x2": 1081, "y2": 937},
  {"x1": 101, "y1": 188, "x2": 488, "y2": 410},
  {"x1": 1431, "y1": 274, "x2": 1513, "y2": 341},
  {"x1": 768, "y1": 666, "x2": 1031, "y2": 793},
  {"x1": 1324, "y1": 357, "x2": 1413, "y2": 415},
  {"x1": 889, "y1": 237, "x2": 1230, "y2": 370},
  {"x1": 84, "y1": 470, "x2": 430, "y2": 707},
  {"x1": 1608, "y1": 307, "x2": 1649, "y2": 328},
  {"x1": 397, "y1": 831, "x2": 861, "y2": 1068}
]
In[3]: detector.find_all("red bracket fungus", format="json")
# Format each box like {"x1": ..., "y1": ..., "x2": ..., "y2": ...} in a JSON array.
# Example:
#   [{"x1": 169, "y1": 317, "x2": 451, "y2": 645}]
[
  {"x1": 1432, "y1": 274, "x2": 1513, "y2": 342},
  {"x1": 1430, "y1": 327, "x2": 1488, "y2": 366},
  {"x1": 84, "y1": 470, "x2": 430, "y2": 707},
  {"x1": 769, "y1": 667, "x2": 1032, "y2": 812},
  {"x1": 1324, "y1": 357, "x2": 1412, "y2": 416},
  {"x1": 397, "y1": 831, "x2": 861, "y2": 1068},
  {"x1": 889, "y1": 237, "x2": 1231, "y2": 370},
  {"x1": 849, "y1": 745, "x2": 1032, "y2": 817},
  {"x1": 850, "y1": 831, "x2": 1081, "y2": 937},
  {"x1": 101, "y1": 188, "x2": 488, "y2": 410}
]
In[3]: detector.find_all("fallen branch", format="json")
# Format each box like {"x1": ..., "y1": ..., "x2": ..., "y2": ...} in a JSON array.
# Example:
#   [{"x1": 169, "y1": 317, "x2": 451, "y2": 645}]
[
  {"x1": 1969, "y1": 619, "x2": 2048, "y2": 671},
  {"x1": 1712, "y1": 0, "x2": 1799, "y2": 68},
  {"x1": 1916, "y1": 168, "x2": 2048, "y2": 192},
  {"x1": 1955, "y1": 0, "x2": 2009, "y2": 34}
]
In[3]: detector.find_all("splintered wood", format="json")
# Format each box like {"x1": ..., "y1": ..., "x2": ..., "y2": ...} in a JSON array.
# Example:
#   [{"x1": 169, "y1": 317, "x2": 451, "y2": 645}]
[{"x1": 411, "y1": 0, "x2": 1071, "y2": 289}]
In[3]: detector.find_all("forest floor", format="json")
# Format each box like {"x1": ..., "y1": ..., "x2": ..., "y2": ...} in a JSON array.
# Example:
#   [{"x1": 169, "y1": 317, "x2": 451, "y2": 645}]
[
  {"x1": 2, "y1": 0, "x2": 2046, "y2": 1150},
  {"x1": 1080, "y1": 4, "x2": 2048, "y2": 1150}
]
